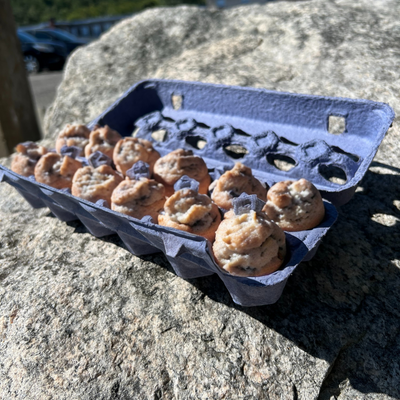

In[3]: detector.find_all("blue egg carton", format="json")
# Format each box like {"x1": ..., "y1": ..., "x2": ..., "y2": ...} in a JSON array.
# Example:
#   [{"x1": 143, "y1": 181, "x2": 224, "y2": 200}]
[{"x1": 0, "y1": 79, "x2": 394, "y2": 306}]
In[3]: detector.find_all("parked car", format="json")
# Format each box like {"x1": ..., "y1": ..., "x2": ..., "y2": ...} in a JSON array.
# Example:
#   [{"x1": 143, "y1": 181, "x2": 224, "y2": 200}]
[
  {"x1": 17, "y1": 31, "x2": 68, "y2": 74},
  {"x1": 26, "y1": 29, "x2": 89, "y2": 55}
]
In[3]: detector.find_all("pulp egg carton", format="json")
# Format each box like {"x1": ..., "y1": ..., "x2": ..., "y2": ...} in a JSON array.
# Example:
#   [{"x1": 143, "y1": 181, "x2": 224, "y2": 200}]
[{"x1": 0, "y1": 79, "x2": 394, "y2": 306}]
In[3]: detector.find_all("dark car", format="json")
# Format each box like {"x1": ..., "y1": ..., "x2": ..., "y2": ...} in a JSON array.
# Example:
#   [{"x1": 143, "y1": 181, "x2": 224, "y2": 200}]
[
  {"x1": 17, "y1": 31, "x2": 68, "y2": 74},
  {"x1": 26, "y1": 29, "x2": 88, "y2": 55}
]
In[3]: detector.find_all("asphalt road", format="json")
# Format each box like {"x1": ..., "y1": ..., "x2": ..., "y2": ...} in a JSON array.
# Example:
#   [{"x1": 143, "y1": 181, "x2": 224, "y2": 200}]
[
  {"x1": 0, "y1": 71, "x2": 63, "y2": 157},
  {"x1": 29, "y1": 71, "x2": 64, "y2": 121}
]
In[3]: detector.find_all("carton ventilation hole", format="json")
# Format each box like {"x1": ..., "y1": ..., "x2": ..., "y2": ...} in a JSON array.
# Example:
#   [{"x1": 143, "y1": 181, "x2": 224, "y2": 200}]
[
  {"x1": 151, "y1": 129, "x2": 167, "y2": 142},
  {"x1": 331, "y1": 146, "x2": 360, "y2": 162},
  {"x1": 234, "y1": 128, "x2": 251, "y2": 137},
  {"x1": 196, "y1": 122, "x2": 210, "y2": 129},
  {"x1": 162, "y1": 115, "x2": 175, "y2": 123},
  {"x1": 267, "y1": 154, "x2": 296, "y2": 171},
  {"x1": 328, "y1": 115, "x2": 346, "y2": 134},
  {"x1": 223, "y1": 144, "x2": 248, "y2": 159},
  {"x1": 172, "y1": 94, "x2": 183, "y2": 110},
  {"x1": 279, "y1": 137, "x2": 298, "y2": 146},
  {"x1": 132, "y1": 127, "x2": 140, "y2": 137},
  {"x1": 185, "y1": 135, "x2": 207, "y2": 150},
  {"x1": 319, "y1": 164, "x2": 347, "y2": 185}
]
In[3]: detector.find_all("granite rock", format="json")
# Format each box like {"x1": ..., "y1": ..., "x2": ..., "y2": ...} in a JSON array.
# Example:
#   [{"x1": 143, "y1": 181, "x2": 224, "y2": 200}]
[{"x1": 2, "y1": 0, "x2": 400, "y2": 399}]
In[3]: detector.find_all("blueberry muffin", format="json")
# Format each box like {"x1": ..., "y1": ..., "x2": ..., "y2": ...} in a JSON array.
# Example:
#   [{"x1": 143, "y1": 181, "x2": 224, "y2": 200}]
[
  {"x1": 210, "y1": 163, "x2": 267, "y2": 210},
  {"x1": 262, "y1": 179, "x2": 325, "y2": 231},
  {"x1": 153, "y1": 149, "x2": 211, "y2": 197},
  {"x1": 158, "y1": 183, "x2": 221, "y2": 242},
  {"x1": 111, "y1": 175, "x2": 166, "y2": 221},
  {"x1": 55, "y1": 124, "x2": 91, "y2": 156},
  {"x1": 113, "y1": 137, "x2": 160, "y2": 176},
  {"x1": 34, "y1": 152, "x2": 82, "y2": 189},
  {"x1": 72, "y1": 165, "x2": 123, "y2": 204},
  {"x1": 11, "y1": 142, "x2": 47, "y2": 177},
  {"x1": 85, "y1": 125, "x2": 122, "y2": 159},
  {"x1": 213, "y1": 209, "x2": 286, "y2": 277}
]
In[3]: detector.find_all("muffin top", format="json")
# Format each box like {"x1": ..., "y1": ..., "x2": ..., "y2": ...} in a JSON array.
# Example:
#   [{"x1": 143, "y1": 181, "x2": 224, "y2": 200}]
[
  {"x1": 263, "y1": 178, "x2": 325, "y2": 231},
  {"x1": 153, "y1": 149, "x2": 209, "y2": 186},
  {"x1": 213, "y1": 209, "x2": 286, "y2": 277},
  {"x1": 210, "y1": 162, "x2": 267, "y2": 210}
]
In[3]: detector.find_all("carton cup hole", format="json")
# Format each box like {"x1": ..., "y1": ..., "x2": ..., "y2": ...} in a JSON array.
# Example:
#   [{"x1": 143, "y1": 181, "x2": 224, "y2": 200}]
[
  {"x1": 267, "y1": 154, "x2": 296, "y2": 171},
  {"x1": 132, "y1": 127, "x2": 140, "y2": 137},
  {"x1": 223, "y1": 144, "x2": 248, "y2": 159},
  {"x1": 331, "y1": 146, "x2": 360, "y2": 162},
  {"x1": 185, "y1": 135, "x2": 207, "y2": 150},
  {"x1": 319, "y1": 164, "x2": 347, "y2": 185},
  {"x1": 151, "y1": 129, "x2": 167, "y2": 142}
]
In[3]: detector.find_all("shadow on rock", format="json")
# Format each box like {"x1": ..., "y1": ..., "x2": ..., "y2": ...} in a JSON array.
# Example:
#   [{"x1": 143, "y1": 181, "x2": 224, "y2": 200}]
[
  {"x1": 49, "y1": 165, "x2": 400, "y2": 399},
  {"x1": 188, "y1": 166, "x2": 400, "y2": 399}
]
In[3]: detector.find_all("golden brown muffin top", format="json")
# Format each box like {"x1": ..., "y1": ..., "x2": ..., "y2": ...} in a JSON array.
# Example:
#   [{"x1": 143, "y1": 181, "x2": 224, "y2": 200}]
[{"x1": 153, "y1": 149, "x2": 209, "y2": 186}]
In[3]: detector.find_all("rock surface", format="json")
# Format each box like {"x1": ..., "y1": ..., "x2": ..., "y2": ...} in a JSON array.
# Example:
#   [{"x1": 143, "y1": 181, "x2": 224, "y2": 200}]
[{"x1": 1, "y1": 0, "x2": 400, "y2": 399}]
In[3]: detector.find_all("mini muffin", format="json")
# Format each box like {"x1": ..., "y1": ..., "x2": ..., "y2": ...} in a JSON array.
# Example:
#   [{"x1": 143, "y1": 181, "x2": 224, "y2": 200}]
[
  {"x1": 213, "y1": 209, "x2": 286, "y2": 277},
  {"x1": 85, "y1": 125, "x2": 122, "y2": 159},
  {"x1": 11, "y1": 142, "x2": 47, "y2": 177},
  {"x1": 34, "y1": 152, "x2": 82, "y2": 189},
  {"x1": 111, "y1": 177, "x2": 166, "y2": 221},
  {"x1": 158, "y1": 185, "x2": 221, "y2": 242},
  {"x1": 153, "y1": 149, "x2": 211, "y2": 197},
  {"x1": 55, "y1": 124, "x2": 91, "y2": 156},
  {"x1": 262, "y1": 178, "x2": 325, "y2": 231},
  {"x1": 210, "y1": 162, "x2": 267, "y2": 210},
  {"x1": 72, "y1": 165, "x2": 123, "y2": 204},
  {"x1": 113, "y1": 137, "x2": 160, "y2": 176}
]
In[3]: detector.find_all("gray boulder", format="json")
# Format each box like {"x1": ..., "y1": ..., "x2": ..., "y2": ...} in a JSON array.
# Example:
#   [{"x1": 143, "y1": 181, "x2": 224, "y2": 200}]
[{"x1": 1, "y1": 0, "x2": 400, "y2": 399}]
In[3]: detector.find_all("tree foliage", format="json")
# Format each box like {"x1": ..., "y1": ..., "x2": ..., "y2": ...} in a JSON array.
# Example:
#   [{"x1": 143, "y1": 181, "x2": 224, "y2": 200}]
[{"x1": 11, "y1": 0, "x2": 205, "y2": 27}]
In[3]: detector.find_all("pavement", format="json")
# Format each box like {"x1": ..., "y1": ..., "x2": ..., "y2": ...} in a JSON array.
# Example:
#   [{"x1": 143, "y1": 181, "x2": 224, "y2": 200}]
[
  {"x1": 29, "y1": 70, "x2": 64, "y2": 124},
  {"x1": 0, "y1": 71, "x2": 63, "y2": 157}
]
